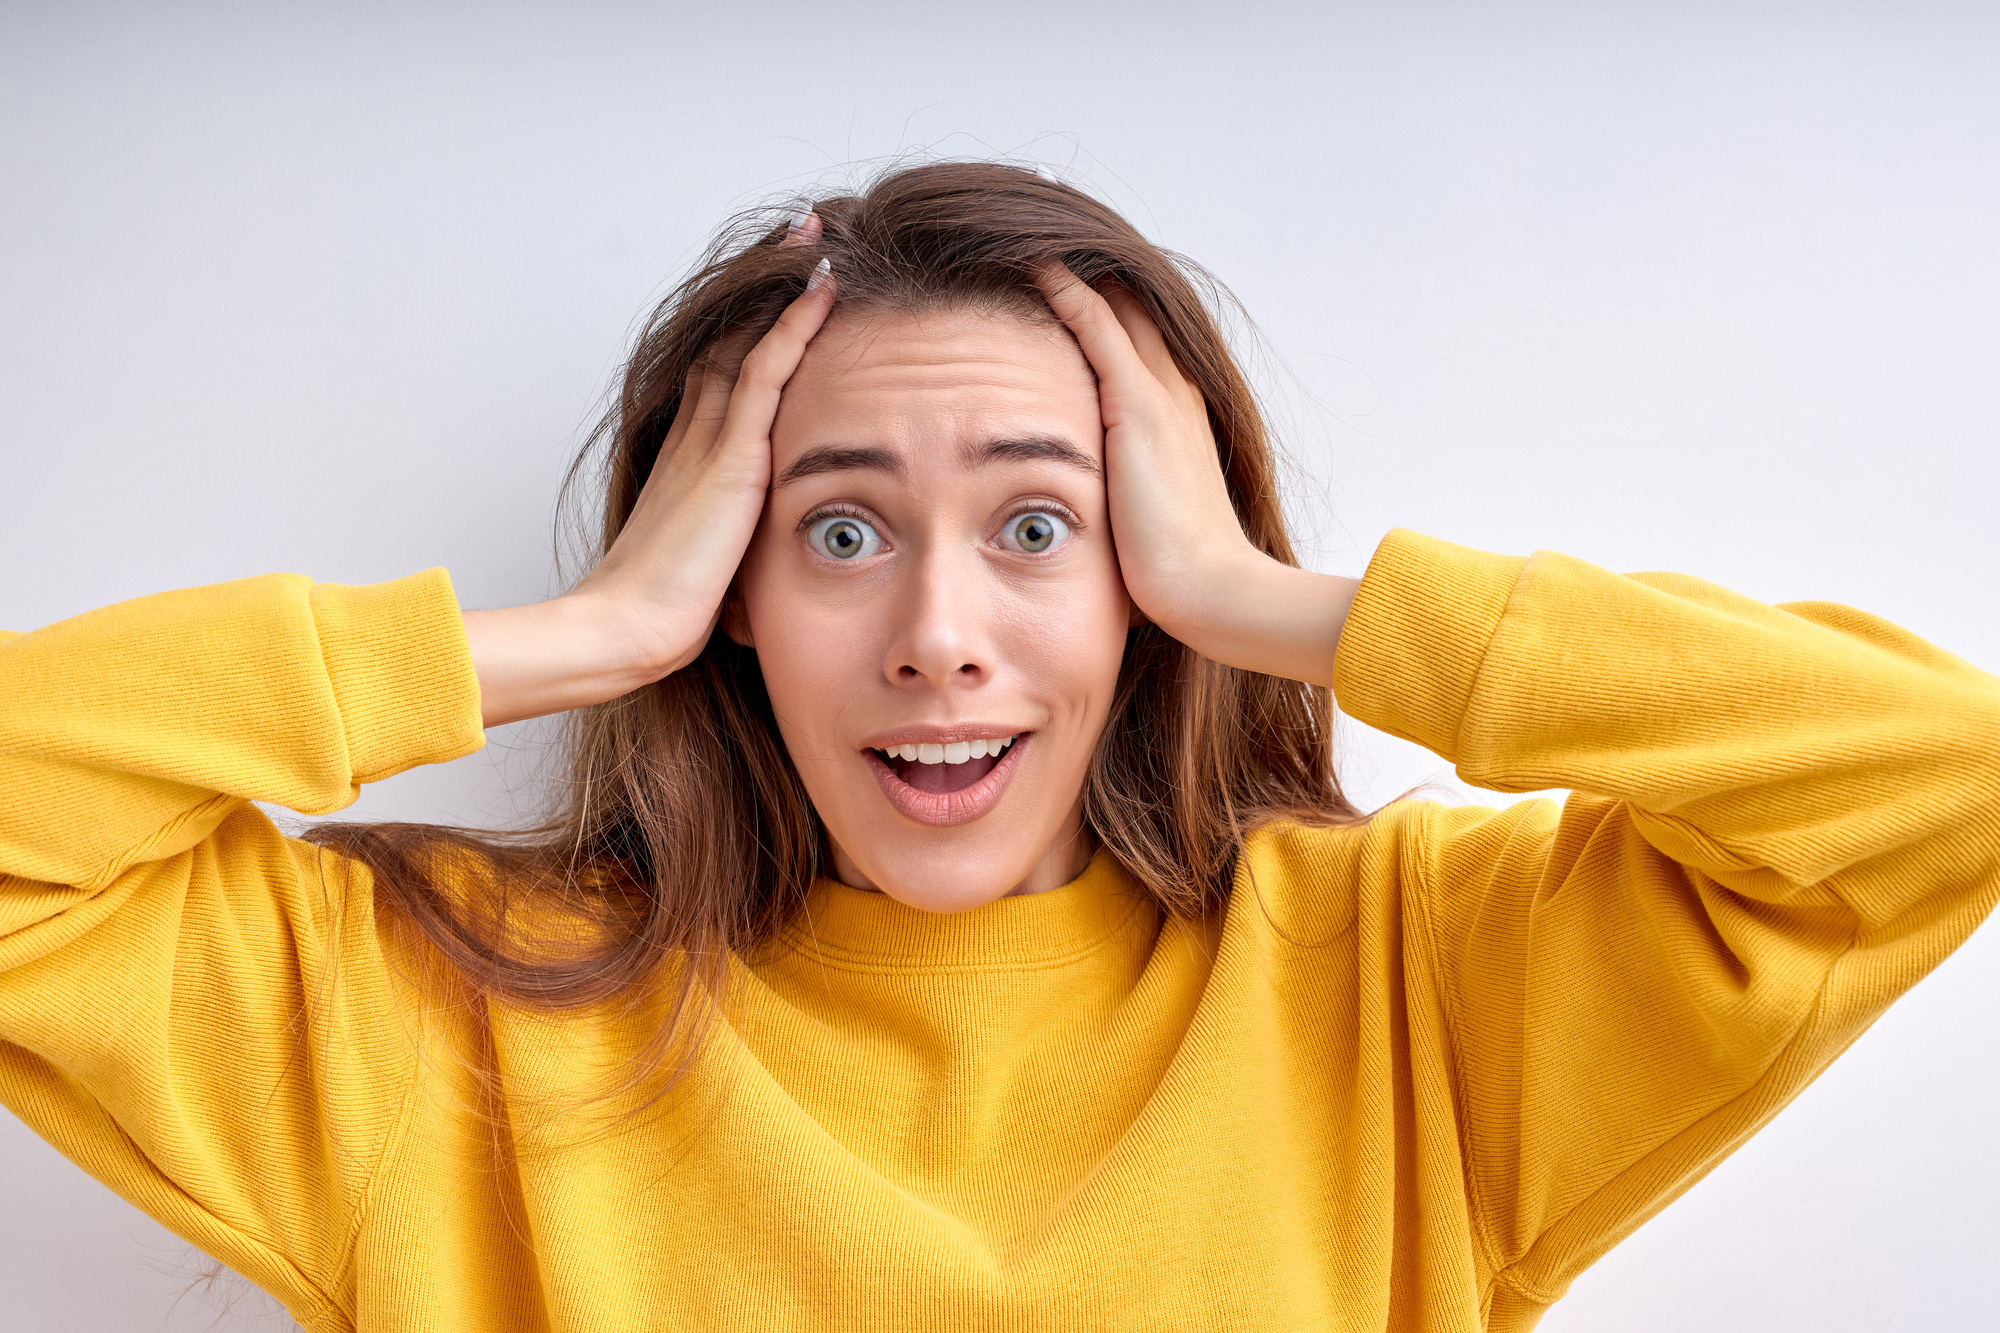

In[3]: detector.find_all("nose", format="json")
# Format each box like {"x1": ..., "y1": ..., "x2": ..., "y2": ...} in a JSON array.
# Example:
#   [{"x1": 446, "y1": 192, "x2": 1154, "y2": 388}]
[{"x1": 882, "y1": 543, "x2": 997, "y2": 691}]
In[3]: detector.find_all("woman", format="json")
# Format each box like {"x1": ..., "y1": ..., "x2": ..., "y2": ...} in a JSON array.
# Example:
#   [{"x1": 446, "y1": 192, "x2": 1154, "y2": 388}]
[{"x1": 1, "y1": 161, "x2": 1994, "y2": 1332}]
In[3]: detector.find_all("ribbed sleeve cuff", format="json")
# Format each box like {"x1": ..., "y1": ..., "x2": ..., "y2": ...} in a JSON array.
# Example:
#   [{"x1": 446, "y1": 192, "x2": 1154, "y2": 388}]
[
  {"x1": 309, "y1": 569, "x2": 485, "y2": 784},
  {"x1": 1331, "y1": 530, "x2": 1526, "y2": 765}
]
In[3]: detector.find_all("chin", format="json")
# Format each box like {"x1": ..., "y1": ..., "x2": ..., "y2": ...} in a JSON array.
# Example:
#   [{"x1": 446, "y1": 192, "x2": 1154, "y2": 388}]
[
  {"x1": 869, "y1": 867, "x2": 1027, "y2": 914},
  {"x1": 832, "y1": 828, "x2": 1056, "y2": 913}
]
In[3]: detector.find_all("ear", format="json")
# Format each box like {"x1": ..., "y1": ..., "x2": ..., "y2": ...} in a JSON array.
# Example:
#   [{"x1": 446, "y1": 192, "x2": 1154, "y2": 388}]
[{"x1": 722, "y1": 588, "x2": 755, "y2": 648}]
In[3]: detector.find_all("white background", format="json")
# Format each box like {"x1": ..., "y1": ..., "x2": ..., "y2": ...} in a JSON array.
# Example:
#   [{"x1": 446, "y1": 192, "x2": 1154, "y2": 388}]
[{"x1": 3, "y1": 2, "x2": 1998, "y2": 1328}]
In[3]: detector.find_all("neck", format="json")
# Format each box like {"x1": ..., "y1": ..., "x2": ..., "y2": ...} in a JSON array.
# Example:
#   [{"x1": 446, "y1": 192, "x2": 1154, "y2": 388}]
[{"x1": 1004, "y1": 821, "x2": 1099, "y2": 896}]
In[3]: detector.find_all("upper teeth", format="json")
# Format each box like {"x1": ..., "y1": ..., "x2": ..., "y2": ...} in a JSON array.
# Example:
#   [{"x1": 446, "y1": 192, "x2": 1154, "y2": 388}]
[{"x1": 879, "y1": 736, "x2": 1016, "y2": 765}]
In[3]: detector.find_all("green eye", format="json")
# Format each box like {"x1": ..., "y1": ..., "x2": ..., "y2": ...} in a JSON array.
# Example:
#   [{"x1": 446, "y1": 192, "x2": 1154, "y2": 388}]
[
  {"x1": 1003, "y1": 511, "x2": 1069, "y2": 554},
  {"x1": 808, "y1": 515, "x2": 881, "y2": 560},
  {"x1": 825, "y1": 521, "x2": 865, "y2": 557}
]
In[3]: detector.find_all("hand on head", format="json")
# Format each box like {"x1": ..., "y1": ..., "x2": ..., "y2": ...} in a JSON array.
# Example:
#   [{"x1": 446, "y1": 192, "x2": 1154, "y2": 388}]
[
  {"x1": 570, "y1": 219, "x2": 837, "y2": 681},
  {"x1": 584, "y1": 234, "x2": 1314, "y2": 697},
  {"x1": 466, "y1": 232, "x2": 1354, "y2": 735},
  {"x1": 1032, "y1": 265, "x2": 1253, "y2": 644},
  {"x1": 461, "y1": 216, "x2": 836, "y2": 727},
  {"x1": 1034, "y1": 265, "x2": 1356, "y2": 684}
]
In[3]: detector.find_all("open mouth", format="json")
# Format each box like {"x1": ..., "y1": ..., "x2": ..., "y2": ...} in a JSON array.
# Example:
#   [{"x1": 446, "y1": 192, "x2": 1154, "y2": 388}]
[
  {"x1": 872, "y1": 734, "x2": 1016, "y2": 794},
  {"x1": 863, "y1": 733, "x2": 1028, "y2": 827}
]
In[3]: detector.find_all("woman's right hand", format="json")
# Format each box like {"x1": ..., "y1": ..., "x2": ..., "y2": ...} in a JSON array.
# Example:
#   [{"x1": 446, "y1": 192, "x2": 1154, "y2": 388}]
[{"x1": 463, "y1": 245, "x2": 834, "y2": 728}]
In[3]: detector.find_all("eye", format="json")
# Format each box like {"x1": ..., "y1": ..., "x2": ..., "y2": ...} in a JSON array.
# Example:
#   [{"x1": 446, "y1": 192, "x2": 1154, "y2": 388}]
[
  {"x1": 806, "y1": 514, "x2": 883, "y2": 561},
  {"x1": 997, "y1": 511, "x2": 1071, "y2": 554}
]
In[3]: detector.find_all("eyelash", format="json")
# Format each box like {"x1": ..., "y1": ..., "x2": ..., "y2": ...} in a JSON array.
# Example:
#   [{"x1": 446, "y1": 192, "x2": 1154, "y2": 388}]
[
  {"x1": 996, "y1": 501, "x2": 1083, "y2": 551},
  {"x1": 796, "y1": 501, "x2": 874, "y2": 536}
]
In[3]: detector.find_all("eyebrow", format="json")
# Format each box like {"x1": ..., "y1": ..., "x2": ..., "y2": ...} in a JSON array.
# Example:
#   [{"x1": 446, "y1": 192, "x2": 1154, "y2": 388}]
[
  {"x1": 773, "y1": 435, "x2": 1102, "y2": 490},
  {"x1": 772, "y1": 445, "x2": 907, "y2": 489},
  {"x1": 961, "y1": 435, "x2": 1102, "y2": 476}
]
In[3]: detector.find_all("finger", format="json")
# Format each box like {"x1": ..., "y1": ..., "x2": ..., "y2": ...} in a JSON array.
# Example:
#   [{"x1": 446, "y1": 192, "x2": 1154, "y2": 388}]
[
  {"x1": 657, "y1": 363, "x2": 706, "y2": 454},
  {"x1": 780, "y1": 208, "x2": 823, "y2": 248},
  {"x1": 1101, "y1": 283, "x2": 1207, "y2": 420},
  {"x1": 687, "y1": 350, "x2": 738, "y2": 429},
  {"x1": 641, "y1": 358, "x2": 735, "y2": 484},
  {"x1": 1034, "y1": 263, "x2": 1173, "y2": 424},
  {"x1": 637, "y1": 363, "x2": 715, "y2": 494},
  {"x1": 717, "y1": 261, "x2": 837, "y2": 451}
]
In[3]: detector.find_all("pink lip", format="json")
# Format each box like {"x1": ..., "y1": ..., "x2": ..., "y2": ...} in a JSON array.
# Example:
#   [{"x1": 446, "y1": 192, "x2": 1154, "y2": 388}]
[
  {"x1": 859, "y1": 722, "x2": 1026, "y2": 750},
  {"x1": 864, "y1": 733, "x2": 1030, "y2": 828}
]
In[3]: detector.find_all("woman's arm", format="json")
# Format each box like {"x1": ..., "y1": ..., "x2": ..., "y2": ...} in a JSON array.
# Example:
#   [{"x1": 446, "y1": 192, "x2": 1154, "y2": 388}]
[
  {"x1": 1328, "y1": 532, "x2": 2000, "y2": 1307},
  {"x1": 0, "y1": 256, "x2": 842, "y2": 1312},
  {"x1": 0, "y1": 571, "x2": 481, "y2": 890},
  {"x1": 0, "y1": 257, "x2": 841, "y2": 1314},
  {"x1": 0, "y1": 569, "x2": 481, "y2": 1324}
]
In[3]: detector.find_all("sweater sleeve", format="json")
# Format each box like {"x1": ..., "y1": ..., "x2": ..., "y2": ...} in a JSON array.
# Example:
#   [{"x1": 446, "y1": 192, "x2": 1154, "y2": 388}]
[
  {"x1": 0, "y1": 571, "x2": 485, "y2": 1329},
  {"x1": 1331, "y1": 530, "x2": 2000, "y2": 1309}
]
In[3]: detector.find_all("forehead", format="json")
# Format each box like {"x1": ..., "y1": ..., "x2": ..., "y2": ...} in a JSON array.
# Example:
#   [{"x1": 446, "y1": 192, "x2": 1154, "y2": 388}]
[{"x1": 770, "y1": 307, "x2": 1100, "y2": 465}]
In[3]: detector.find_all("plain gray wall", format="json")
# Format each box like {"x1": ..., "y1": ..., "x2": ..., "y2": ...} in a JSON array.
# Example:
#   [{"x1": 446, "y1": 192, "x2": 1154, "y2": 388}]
[{"x1": 4, "y1": 2, "x2": 1998, "y2": 1328}]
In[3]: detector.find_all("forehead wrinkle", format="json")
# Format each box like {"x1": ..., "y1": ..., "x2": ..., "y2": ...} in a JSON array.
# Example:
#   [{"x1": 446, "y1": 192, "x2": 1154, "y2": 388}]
[
  {"x1": 799, "y1": 309, "x2": 1091, "y2": 393},
  {"x1": 810, "y1": 356, "x2": 1080, "y2": 397},
  {"x1": 774, "y1": 312, "x2": 1102, "y2": 483}
]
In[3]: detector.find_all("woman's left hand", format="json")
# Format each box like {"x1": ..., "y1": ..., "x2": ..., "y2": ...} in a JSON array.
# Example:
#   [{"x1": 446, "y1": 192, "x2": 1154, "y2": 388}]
[{"x1": 1036, "y1": 267, "x2": 1360, "y2": 685}]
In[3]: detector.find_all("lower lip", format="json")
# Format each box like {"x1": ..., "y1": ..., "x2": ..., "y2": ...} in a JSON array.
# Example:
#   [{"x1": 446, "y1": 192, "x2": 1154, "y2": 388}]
[{"x1": 864, "y1": 735, "x2": 1030, "y2": 828}]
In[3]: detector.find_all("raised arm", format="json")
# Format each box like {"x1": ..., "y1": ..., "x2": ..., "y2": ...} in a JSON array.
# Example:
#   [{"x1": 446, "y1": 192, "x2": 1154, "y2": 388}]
[
  {"x1": 0, "y1": 251, "x2": 839, "y2": 1321},
  {"x1": 0, "y1": 226, "x2": 836, "y2": 1320},
  {"x1": 1336, "y1": 531, "x2": 2000, "y2": 1311},
  {"x1": 0, "y1": 568, "x2": 482, "y2": 1324}
]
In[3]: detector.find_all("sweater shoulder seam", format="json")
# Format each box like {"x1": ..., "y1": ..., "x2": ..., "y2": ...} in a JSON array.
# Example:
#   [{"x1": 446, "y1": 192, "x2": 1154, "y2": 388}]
[
  {"x1": 1400, "y1": 801, "x2": 1514, "y2": 1286},
  {"x1": 314, "y1": 840, "x2": 423, "y2": 1315}
]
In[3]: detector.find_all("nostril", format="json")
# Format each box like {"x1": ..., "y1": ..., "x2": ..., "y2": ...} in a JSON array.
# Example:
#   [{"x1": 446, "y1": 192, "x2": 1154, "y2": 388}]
[{"x1": 957, "y1": 663, "x2": 977, "y2": 675}]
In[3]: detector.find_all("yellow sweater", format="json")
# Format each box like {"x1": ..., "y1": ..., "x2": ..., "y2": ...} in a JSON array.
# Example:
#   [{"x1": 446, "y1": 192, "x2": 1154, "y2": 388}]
[{"x1": 2, "y1": 530, "x2": 1996, "y2": 1332}]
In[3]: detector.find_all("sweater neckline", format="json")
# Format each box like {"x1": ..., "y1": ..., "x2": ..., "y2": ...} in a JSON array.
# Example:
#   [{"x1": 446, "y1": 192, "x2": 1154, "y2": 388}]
[{"x1": 784, "y1": 849, "x2": 1155, "y2": 972}]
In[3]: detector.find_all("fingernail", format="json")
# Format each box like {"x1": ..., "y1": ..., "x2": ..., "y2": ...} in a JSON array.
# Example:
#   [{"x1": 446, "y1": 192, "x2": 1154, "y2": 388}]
[
  {"x1": 785, "y1": 205, "x2": 813, "y2": 236},
  {"x1": 806, "y1": 257, "x2": 831, "y2": 292}
]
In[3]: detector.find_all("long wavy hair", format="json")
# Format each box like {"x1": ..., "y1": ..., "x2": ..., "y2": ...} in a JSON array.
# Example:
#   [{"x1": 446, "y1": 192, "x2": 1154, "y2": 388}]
[{"x1": 310, "y1": 160, "x2": 1361, "y2": 1100}]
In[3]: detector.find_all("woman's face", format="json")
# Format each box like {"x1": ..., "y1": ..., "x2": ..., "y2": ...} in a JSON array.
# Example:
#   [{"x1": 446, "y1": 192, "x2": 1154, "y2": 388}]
[{"x1": 733, "y1": 305, "x2": 1132, "y2": 912}]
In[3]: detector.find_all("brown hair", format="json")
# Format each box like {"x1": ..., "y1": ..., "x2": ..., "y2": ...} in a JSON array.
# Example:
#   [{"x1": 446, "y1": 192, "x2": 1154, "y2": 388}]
[{"x1": 310, "y1": 160, "x2": 1361, "y2": 1101}]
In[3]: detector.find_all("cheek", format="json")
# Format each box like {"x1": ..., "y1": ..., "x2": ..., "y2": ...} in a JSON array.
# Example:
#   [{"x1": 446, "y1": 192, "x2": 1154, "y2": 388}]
[
  {"x1": 999, "y1": 549, "x2": 1133, "y2": 723},
  {"x1": 736, "y1": 539, "x2": 866, "y2": 729}
]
